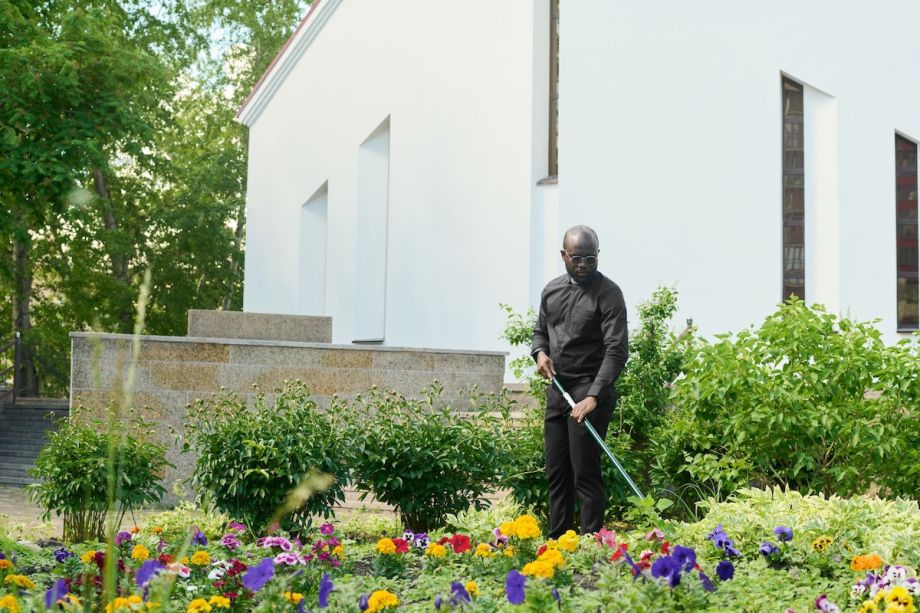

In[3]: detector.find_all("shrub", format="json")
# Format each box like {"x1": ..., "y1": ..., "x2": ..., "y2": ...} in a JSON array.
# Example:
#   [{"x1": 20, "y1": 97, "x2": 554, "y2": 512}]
[
  {"x1": 342, "y1": 384, "x2": 513, "y2": 532},
  {"x1": 28, "y1": 414, "x2": 171, "y2": 543},
  {"x1": 182, "y1": 381, "x2": 349, "y2": 534},
  {"x1": 653, "y1": 299, "x2": 920, "y2": 506}
]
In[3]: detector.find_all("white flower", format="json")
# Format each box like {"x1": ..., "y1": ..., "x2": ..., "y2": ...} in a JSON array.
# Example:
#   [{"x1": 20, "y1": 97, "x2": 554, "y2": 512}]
[{"x1": 850, "y1": 584, "x2": 866, "y2": 599}]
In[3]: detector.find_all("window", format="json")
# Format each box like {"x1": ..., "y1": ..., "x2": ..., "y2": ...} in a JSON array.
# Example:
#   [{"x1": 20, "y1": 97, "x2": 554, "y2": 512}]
[
  {"x1": 548, "y1": 0, "x2": 559, "y2": 177},
  {"x1": 896, "y1": 134, "x2": 918, "y2": 330},
  {"x1": 782, "y1": 78, "x2": 805, "y2": 301}
]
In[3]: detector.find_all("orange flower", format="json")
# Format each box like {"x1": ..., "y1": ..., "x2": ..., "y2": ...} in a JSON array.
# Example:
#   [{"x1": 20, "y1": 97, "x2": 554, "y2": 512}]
[{"x1": 851, "y1": 554, "x2": 883, "y2": 571}]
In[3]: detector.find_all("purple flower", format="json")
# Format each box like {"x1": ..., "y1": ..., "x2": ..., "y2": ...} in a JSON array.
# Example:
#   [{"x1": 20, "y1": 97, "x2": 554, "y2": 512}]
[
  {"x1": 320, "y1": 523, "x2": 335, "y2": 536},
  {"x1": 506, "y1": 570, "x2": 526, "y2": 605},
  {"x1": 493, "y1": 527, "x2": 509, "y2": 547},
  {"x1": 450, "y1": 582, "x2": 471, "y2": 605},
  {"x1": 413, "y1": 532, "x2": 430, "y2": 550},
  {"x1": 434, "y1": 595, "x2": 443, "y2": 609},
  {"x1": 157, "y1": 540, "x2": 167, "y2": 553},
  {"x1": 318, "y1": 573, "x2": 333, "y2": 608},
  {"x1": 551, "y1": 587, "x2": 561, "y2": 602},
  {"x1": 716, "y1": 560, "x2": 734, "y2": 581},
  {"x1": 773, "y1": 526, "x2": 793, "y2": 542},
  {"x1": 242, "y1": 557, "x2": 275, "y2": 592},
  {"x1": 816, "y1": 594, "x2": 841, "y2": 613},
  {"x1": 706, "y1": 525, "x2": 740, "y2": 557},
  {"x1": 44, "y1": 579, "x2": 68, "y2": 608},
  {"x1": 760, "y1": 542, "x2": 779, "y2": 557},
  {"x1": 220, "y1": 534, "x2": 241, "y2": 550},
  {"x1": 672, "y1": 545, "x2": 697, "y2": 572},
  {"x1": 115, "y1": 531, "x2": 133, "y2": 546},
  {"x1": 274, "y1": 552, "x2": 305, "y2": 566},
  {"x1": 699, "y1": 570, "x2": 715, "y2": 592},
  {"x1": 358, "y1": 593, "x2": 370, "y2": 611},
  {"x1": 259, "y1": 536, "x2": 293, "y2": 551},
  {"x1": 54, "y1": 548, "x2": 75, "y2": 563},
  {"x1": 402, "y1": 529, "x2": 415, "y2": 542},
  {"x1": 228, "y1": 521, "x2": 247, "y2": 533},
  {"x1": 621, "y1": 549, "x2": 644, "y2": 579},
  {"x1": 136, "y1": 560, "x2": 165, "y2": 587},
  {"x1": 191, "y1": 527, "x2": 208, "y2": 546},
  {"x1": 651, "y1": 556, "x2": 682, "y2": 587}
]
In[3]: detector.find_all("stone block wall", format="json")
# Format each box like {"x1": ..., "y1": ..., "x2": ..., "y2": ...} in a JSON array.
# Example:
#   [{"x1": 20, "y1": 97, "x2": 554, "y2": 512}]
[{"x1": 70, "y1": 331, "x2": 506, "y2": 501}]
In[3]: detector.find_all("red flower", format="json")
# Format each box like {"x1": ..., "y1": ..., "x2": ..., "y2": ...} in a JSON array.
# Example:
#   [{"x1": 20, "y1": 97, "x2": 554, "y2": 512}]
[
  {"x1": 438, "y1": 536, "x2": 451, "y2": 546},
  {"x1": 610, "y1": 543, "x2": 628, "y2": 562},
  {"x1": 660, "y1": 540, "x2": 671, "y2": 555},
  {"x1": 537, "y1": 545, "x2": 547, "y2": 556},
  {"x1": 158, "y1": 554, "x2": 173, "y2": 565},
  {"x1": 449, "y1": 534, "x2": 471, "y2": 554},
  {"x1": 392, "y1": 538, "x2": 410, "y2": 554},
  {"x1": 224, "y1": 592, "x2": 238, "y2": 600},
  {"x1": 227, "y1": 560, "x2": 248, "y2": 577}
]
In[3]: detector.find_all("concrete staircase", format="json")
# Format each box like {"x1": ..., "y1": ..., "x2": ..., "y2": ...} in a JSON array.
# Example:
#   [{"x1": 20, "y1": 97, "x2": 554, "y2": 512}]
[{"x1": 0, "y1": 398, "x2": 69, "y2": 486}]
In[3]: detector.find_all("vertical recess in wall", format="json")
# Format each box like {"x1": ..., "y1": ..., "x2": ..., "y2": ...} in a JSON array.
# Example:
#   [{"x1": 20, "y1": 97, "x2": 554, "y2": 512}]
[
  {"x1": 354, "y1": 117, "x2": 391, "y2": 343},
  {"x1": 298, "y1": 182, "x2": 328, "y2": 316}
]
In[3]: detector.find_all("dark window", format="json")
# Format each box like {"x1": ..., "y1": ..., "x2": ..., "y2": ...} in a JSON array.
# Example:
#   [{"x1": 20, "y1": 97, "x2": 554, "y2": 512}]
[
  {"x1": 548, "y1": 0, "x2": 559, "y2": 177},
  {"x1": 782, "y1": 78, "x2": 805, "y2": 301},
  {"x1": 896, "y1": 134, "x2": 919, "y2": 330}
]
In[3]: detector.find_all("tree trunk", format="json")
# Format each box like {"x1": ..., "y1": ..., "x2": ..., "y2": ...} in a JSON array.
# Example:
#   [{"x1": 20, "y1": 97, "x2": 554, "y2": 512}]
[
  {"x1": 93, "y1": 167, "x2": 134, "y2": 330},
  {"x1": 11, "y1": 221, "x2": 38, "y2": 397},
  {"x1": 222, "y1": 200, "x2": 245, "y2": 311}
]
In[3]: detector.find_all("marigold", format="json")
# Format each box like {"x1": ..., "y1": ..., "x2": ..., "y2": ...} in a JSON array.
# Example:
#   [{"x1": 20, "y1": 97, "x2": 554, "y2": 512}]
[
  {"x1": 474, "y1": 543, "x2": 493, "y2": 558},
  {"x1": 504, "y1": 545, "x2": 516, "y2": 557},
  {"x1": 208, "y1": 596, "x2": 230, "y2": 609},
  {"x1": 538, "y1": 547, "x2": 565, "y2": 569},
  {"x1": 522, "y1": 560, "x2": 555, "y2": 579},
  {"x1": 851, "y1": 554, "x2": 883, "y2": 571},
  {"x1": 558, "y1": 530, "x2": 580, "y2": 552},
  {"x1": 81, "y1": 550, "x2": 96, "y2": 564},
  {"x1": 333, "y1": 545, "x2": 344, "y2": 557},
  {"x1": 132, "y1": 544, "x2": 150, "y2": 561},
  {"x1": 812, "y1": 535, "x2": 834, "y2": 552},
  {"x1": 510, "y1": 515, "x2": 541, "y2": 540},
  {"x1": 366, "y1": 590, "x2": 399, "y2": 613},
  {"x1": 283, "y1": 592, "x2": 303, "y2": 604},
  {"x1": 0, "y1": 594, "x2": 20, "y2": 613},
  {"x1": 186, "y1": 598, "x2": 212, "y2": 613},
  {"x1": 107, "y1": 595, "x2": 144, "y2": 612},
  {"x1": 376, "y1": 538, "x2": 397, "y2": 555},
  {"x1": 466, "y1": 581, "x2": 479, "y2": 596},
  {"x1": 181, "y1": 556, "x2": 190, "y2": 565},
  {"x1": 152, "y1": 526, "x2": 164, "y2": 535},
  {"x1": 0, "y1": 559, "x2": 12, "y2": 570},
  {"x1": 425, "y1": 544, "x2": 447, "y2": 558},
  {"x1": 190, "y1": 550, "x2": 211, "y2": 566},
  {"x1": 3, "y1": 575, "x2": 35, "y2": 590}
]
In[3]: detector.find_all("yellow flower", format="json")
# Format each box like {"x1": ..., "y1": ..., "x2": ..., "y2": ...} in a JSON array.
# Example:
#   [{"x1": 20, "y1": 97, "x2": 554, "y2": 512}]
[
  {"x1": 376, "y1": 538, "x2": 397, "y2": 555},
  {"x1": 132, "y1": 544, "x2": 151, "y2": 561},
  {"x1": 811, "y1": 535, "x2": 834, "y2": 552},
  {"x1": 465, "y1": 581, "x2": 479, "y2": 596},
  {"x1": 888, "y1": 586, "x2": 913, "y2": 608},
  {"x1": 504, "y1": 545, "x2": 516, "y2": 557},
  {"x1": 851, "y1": 554, "x2": 883, "y2": 571},
  {"x1": 0, "y1": 594, "x2": 21, "y2": 613},
  {"x1": 522, "y1": 560, "x2": 555, "y2": 579},
  {"x1": 107, "y1": 595, "x2": 144, "y2": 612},
  {"x1": 208, "y1": 596, "x2": 230, "y2": 609},
  {"x1": 425, "y1": 544, "x2": 447, "y2": 558},
  {"x1": 81, "y1": 550, "x2": 97, "y2": 564},
  {"x1": 190, "y1": 550, "x2": 211, "y2": 566},
  {"x1": 474, "y1": 543, "x2": 493, "y2": 558},
  {"x1": 0, "y1": 559, "x2": 13, "y2": 570},
  {"x1": 333, "y1": 545, "x2": 344, "y2": 557},
  {"x1": 875, "y1": 591, "x2": 889, "y2": 604},
  {"x1": 538, "y1": 547, "x2": 565, "y2": 569},
  {"x1": 283, "y1": 592, "x2": 304, "y2": 604},
  {"x1": 499, "y1": 522, "x2": 515, "y2": 537},
  {"x1": 558, "y1": 530, "x2": 579, "y2": 552},
  {"x1": 181, "y1": 556, "x2": 190, "y2": 565},
  {"x1": 366, "y1": 590, "x2": 399, "y2": 613},
  {"x1": 186, "y1": 598, "x2": 212, "y2": 613},
  {"x1": 3, "y1": 575, "x2": 35, "y2": 590},
  {"x1": 57, "y1": 594, "x2": 82, "y2": 611},
  {"x1": 858, "y1": 601, "x2": 879, "y2": 613},
  {"x1": 511, "y1": 515, "x2": 542, "y2": 540}
]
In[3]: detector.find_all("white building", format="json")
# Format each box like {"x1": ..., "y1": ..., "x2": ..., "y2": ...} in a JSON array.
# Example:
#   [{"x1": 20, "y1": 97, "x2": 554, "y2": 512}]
[{"x1": 238, "y1": 0, "x2": 920, "y2": 367}]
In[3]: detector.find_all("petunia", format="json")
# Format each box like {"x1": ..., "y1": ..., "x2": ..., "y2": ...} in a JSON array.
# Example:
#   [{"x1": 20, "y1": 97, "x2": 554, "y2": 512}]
[
  {"x1": 44, "y1": 579, "x2": 68, "y2": 608},
  {"x1": 220, "y1": 534, "x2": 241, "y2": 550},
  {"x1": 320, "y1": 523, "x2": 335, "y2": 535},
  {"x1": 318, "y1": 573, "x2": 333, "y2": 609},
  {"x1": 672, "y1": 545, "x2": 697, "y2": 572},
  {"x1": 760, "y1": 542, "x2": 779, "y2": 557},
  {"x1": 551, "y1": 586, "x2": 561, "y2": 602},
  {"x1": 358, "y1": 593, "x2": 370, "y2": 611},
  {"x1": 228, "y1": 521, "x2": 247, "y2": 533},
  {"x1": 716, "y1": 560, "x2": 734, "y2": 581},
  {"x1": 54, "y1": 548, "x2": 74, "y2": 563},
  {"x1": 621, "y1": 549, "x2": 644, "y2": 579},
  {"x1": 651, "y1": 555, "x2": 681, "y2": 587},
  {"x1": 773, "y1": 526, "x2": 793, "y2": 542},
  {"x1": 505, "y1": 570, "x2": 526, "y2": 605},
  {"x1": 450, "y1": 582, "x2": 471, "y2": 605},
  {"x1": 434, "y1": 595, "x2": 443, "y2": 609},
  {"x1": 191, "y1": 527, "x2": 208, "y2": 546},
  {"x1": 242, "y1": 557, "x2": 275, "y2": 592},
  {"x1": 136, "y1": 560, "x2": 165, "y2": 587},
  {"x1": 115, "y1": 531, "x2": 133, "y2": 546},
  {"x1": 699, "y1": 570, "x2": 715, "y2": 592},
  {"x1": 646, "y1": 528, "x2": 665, "y2": 541}
]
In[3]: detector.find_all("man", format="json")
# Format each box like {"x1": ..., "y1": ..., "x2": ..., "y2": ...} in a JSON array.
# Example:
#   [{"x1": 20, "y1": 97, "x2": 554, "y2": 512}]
[{"x1": 531, "y1": 225, "x2": 628, "y2": 537}]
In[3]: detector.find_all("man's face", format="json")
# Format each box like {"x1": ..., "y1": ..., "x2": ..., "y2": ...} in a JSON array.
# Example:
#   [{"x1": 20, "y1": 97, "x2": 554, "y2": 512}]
[{"x1": 560, "y1": 235, "x2": 599, "y2": 283}]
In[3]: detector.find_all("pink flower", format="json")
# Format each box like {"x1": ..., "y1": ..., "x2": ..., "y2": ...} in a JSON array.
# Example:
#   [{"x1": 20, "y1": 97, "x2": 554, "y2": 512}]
[
  {"x1": 258, "y1": 536, "x2": 293, "y2": 551},
  {"x1": 646, "y1": 528, "x2": 665, "y2": 541},
  {"x1": 320, "y1": 523, "x2": 335, "y2": 535},
  {"x1": 595, "y1": 528, "x2": 618, "y2": 549},
  {"x1": 273, "y1": 552, "x2": 304, "y2": 566}
]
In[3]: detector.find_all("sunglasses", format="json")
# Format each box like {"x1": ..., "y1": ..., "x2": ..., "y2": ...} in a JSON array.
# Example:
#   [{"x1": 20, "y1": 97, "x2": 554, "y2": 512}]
[{"x1": 562, "y1": 250, "x2": 598, "y2": 266}]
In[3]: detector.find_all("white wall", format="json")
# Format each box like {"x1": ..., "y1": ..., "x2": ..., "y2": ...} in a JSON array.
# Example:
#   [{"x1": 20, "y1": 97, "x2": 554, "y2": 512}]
[
  {"x1": 563, "y1": 0, "x2": 920, "y2": 339},
  {"x1": 243, "y1": 0, "x2": 546, "y2": 355}
]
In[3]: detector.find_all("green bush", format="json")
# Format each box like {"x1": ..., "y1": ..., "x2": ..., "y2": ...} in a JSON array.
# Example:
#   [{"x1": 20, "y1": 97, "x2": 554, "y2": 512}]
[
  {"x1": 653, "y1": 299, "x2": 920, "y2": 506},
  {"x1": 182, "y1": 381, "x2": 349, "y2": 534},
  {"x1": 500, "y1": 287, "x2": 692, "y2": 524},
  {"x1": 342, "y1": 384, "x2": 513, "y2": 532},
  {"x1": 28, "y1": 414, "x2": 171, "y2": 543}
]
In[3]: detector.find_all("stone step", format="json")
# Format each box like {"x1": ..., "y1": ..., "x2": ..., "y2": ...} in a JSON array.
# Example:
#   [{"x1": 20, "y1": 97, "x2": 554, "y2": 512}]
[
  {"x1": 12, "y1": 398, "x2": 69, "y2": 410},
  {"x1": 0, "y1": 440, "x2": 48, "y2": 453},
  {"x1": 0, "y1": 464, "x2": 35, "y2": 477},
  {"x1": 0, "y1": 426, "x2": 58, "y2": 436},
  {"x1": 0, "y1": 448, "x2": 42, "y2": 460},
  {"x1": 0, "y1": 475, "x2": 37, "y2": 486}
]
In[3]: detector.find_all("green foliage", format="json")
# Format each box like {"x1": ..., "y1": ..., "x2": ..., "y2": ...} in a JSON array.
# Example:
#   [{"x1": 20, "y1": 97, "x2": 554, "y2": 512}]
[
  {"x1": 652, "y1": 299, "x2": 920, "y2": 507},
  {"x1": 27, "y1": 415, "x2": 170, "y2": 543},
  {"x1": 182, "y1": 381, "x2": 350, "y2": 534},
  {"x1": 343, "y1": 384, "x2": 514, "y2": 532},
  {"x1": 141, "y1": 501, "x2": 228, "y2": 544}
]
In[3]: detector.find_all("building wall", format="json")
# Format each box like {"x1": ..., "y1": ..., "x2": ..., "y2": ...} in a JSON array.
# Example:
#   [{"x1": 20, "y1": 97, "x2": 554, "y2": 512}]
[
  {"x1": 563, "y1": 0, "x2": 920, "y2": 339},
  {"x1": 243, "y1": 0, "x2": 549, "y2": 358}
]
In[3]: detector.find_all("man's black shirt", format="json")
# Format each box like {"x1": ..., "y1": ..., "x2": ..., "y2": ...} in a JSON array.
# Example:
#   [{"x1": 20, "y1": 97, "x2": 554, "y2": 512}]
[{"x1": 531, "y1": 272, "x2": 628, "y2": 398}]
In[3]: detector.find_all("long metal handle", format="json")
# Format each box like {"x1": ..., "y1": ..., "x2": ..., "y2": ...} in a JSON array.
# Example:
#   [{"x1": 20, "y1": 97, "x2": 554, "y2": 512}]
[{"x1": 552, "y1": 376, "x2": 645, "y2": 499}]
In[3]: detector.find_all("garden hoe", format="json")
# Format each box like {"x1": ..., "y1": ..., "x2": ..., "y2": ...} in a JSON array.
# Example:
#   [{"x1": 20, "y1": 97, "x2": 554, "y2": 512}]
[{"x1": 551, "y1": 376, "x2": 646, "y2": 500}]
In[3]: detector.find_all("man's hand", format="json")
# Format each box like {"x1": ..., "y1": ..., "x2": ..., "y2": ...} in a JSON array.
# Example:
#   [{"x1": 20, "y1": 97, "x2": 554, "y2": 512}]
[
  {"x1": 571, "y1": 395, "x2": 597, "y2": 423},
  {"x1": 535, "y1": 351, "x2": 555, "y2": 380}
]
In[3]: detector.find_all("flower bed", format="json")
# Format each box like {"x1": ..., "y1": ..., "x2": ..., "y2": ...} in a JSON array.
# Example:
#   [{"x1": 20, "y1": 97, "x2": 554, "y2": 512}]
[{"x1": 1, "y1": 488, "x2": 919, "y2": 612}]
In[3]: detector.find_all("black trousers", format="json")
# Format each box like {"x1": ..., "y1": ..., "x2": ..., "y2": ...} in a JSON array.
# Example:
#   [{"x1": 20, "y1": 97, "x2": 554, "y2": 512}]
[{"x1": 544, "y1": 379, "x2": 615, "y2": 538}]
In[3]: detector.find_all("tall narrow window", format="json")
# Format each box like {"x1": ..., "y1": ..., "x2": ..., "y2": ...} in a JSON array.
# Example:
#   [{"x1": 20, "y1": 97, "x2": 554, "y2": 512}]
[
  {"x1": 548, "y1": 0, "x2": 559, "y2": 177},
  {"x1": 896, "y1": 134, "x2": 918, "y2": 330},
  {"x1": 782, "y1": 78, "x2": 805, "y2": 301}
]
